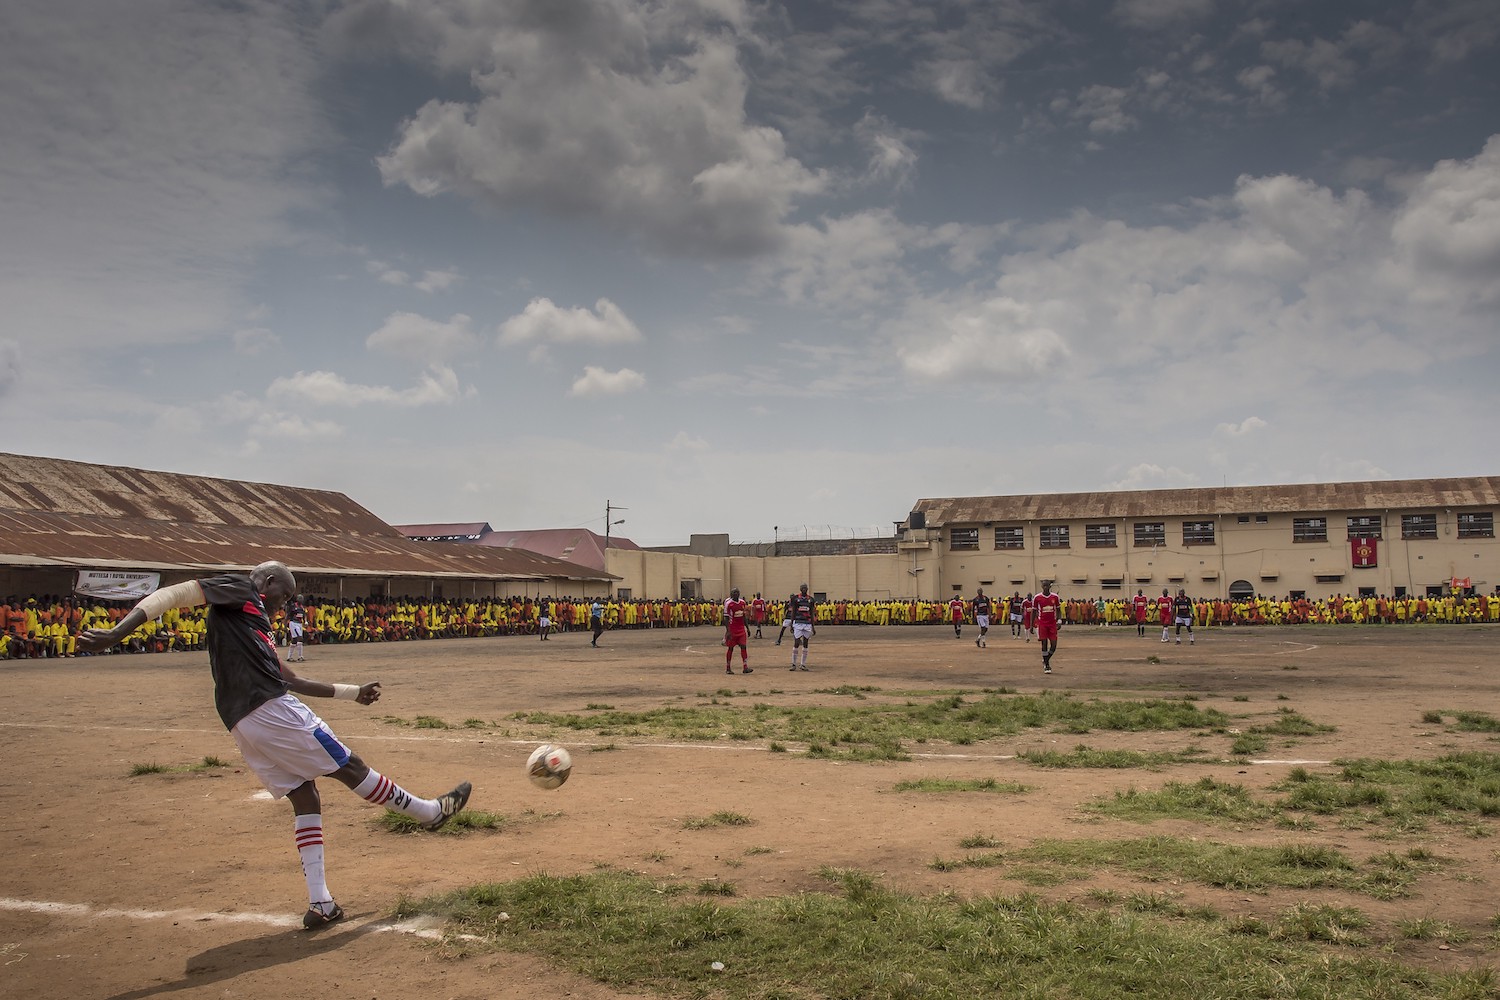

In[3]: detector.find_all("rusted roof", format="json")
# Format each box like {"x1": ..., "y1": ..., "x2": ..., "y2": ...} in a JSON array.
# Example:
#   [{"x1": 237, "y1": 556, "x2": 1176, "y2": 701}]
[
  {"x1": 394, "y1": 522, "x2": 493, "y2": 539},
  {"x1": 0, "y1": 453, "x2": 611, "y2": 582},
  {"x1": 480, "y1": 527, "x2": 639, "y2": 573},
  {"x1": 914, "y1": 477, "x2": 1500, "y2": 526}
]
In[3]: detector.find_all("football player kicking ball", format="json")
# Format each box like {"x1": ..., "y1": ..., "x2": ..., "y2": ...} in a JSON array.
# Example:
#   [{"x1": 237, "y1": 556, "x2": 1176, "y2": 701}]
[{"x1": 77, "y1": 561, "x2": 471, "y2": 931}]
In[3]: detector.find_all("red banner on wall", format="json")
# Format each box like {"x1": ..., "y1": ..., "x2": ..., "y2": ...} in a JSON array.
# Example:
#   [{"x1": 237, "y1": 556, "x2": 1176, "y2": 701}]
[{"x1": 1350, "y1": 537, "x2": 1378, "y2": 568}]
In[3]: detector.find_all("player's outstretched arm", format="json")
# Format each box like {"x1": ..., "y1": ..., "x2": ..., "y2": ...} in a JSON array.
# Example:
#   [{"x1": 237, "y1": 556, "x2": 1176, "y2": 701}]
[
  {"x1": 282, "y1": 662, "x2": 382, "y2": 706},
  {"x1": 77, "y1": 581, "x2": 206, "y2": 654}
]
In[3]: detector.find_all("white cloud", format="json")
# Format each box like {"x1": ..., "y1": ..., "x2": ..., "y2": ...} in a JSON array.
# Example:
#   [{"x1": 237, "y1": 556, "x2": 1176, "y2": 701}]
[
  {"x1": 569, "y1": 366, "x2": 646, "y2": 397},
  {"x1": 1388, "y1": 135, "x2": 1500, "y2": 307},
  {"x1": 414, "y1": 269, "x2": 461, "y2": 293},
  {"x1": 667, "y1": 430, "x2": 709, "y2": 451},
  {"x1": 1215, "y1": 416, "x2": 1268, "y2": 437},
  {"x1": 366, "y1": 312, "x2": 481, "y2": 362},
  {"x1": 498, "y1": 298, "x2": 645, "y2": 347},
  {"x1": 360, "y1": 1, "x2": 824, "y2": 257},
  {"x1": 232, "y1": 327, "x2": 280, "y2": 356},
  {"x1": 897, "y1": 297, "x2": 1072, "y2": 381},
  {"x1": 855, "y1": 110, "x2": 919, "y2": 191},
  {"x1": 1105, "y1": 463, "x2": 1201, "y2": 491},
  {"x1": 267, "y1": 365, "x2": 467, "y2": 408}
]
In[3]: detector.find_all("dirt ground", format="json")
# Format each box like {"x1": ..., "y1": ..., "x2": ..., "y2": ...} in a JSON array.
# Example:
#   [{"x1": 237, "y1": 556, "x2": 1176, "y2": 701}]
[{"x1": 3, "y1": 622, "x2": 1499, "y2": 999}]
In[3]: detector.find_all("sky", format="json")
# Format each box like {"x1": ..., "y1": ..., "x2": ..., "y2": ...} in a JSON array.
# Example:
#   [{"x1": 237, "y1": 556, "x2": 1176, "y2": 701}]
[{"x1": 1, "y1": 0, "x2": 1497, "y2": 548}]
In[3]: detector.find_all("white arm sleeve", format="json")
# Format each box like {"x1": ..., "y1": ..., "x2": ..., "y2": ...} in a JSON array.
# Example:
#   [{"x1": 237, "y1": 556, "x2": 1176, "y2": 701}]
[{"x1": 135, "y1": 580, "x2": 206, "y2": 620}]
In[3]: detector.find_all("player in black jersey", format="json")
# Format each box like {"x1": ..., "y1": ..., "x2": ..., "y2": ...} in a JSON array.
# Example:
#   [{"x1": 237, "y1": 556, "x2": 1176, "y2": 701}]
[
  {"x1": 1172, "y1": 589, "x2": 1196, "y2": 645},
  {"x1": 78, "y1": 561, "x2": 471, "y2": 930}
]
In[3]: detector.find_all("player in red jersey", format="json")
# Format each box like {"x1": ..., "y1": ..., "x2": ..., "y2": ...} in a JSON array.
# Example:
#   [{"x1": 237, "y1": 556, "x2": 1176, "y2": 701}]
[
  {"x1": 1021, "y1": 593, "x2": 1035, "y2": 640},
  {"x1": 723, "y1": 588, "x2": 752, "y2": 674},
  {"x1": 1034, "y1": 580, "x2": 1062, "y2": 673},
  {"x1": 1156, "y1": 588, "x2": 1173, "y2": 642},
  {"x1": 751, "y1": 593, "x2": 767, "y2": 639},
  {"x1": 1132, "y1": 589, "x2": 1150, "y2": 637},
  {"x1": 947, "y1": 596, "x2": 965, "y2": 638}
]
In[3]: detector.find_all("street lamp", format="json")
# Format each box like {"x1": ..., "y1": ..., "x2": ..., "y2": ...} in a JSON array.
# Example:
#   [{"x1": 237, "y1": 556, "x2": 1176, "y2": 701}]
[
  {"x1": 773, "y1": 525, "x2": 779, "y2": 557},
  {"x1": 605, "y1": 500, "x2": 628, "y2": 549}
]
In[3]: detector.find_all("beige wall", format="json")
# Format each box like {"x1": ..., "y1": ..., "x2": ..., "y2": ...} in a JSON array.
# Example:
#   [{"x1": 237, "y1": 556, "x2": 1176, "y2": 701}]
[{"x1": 608, "y1": 508, "x2": 1496, "y2": 602}]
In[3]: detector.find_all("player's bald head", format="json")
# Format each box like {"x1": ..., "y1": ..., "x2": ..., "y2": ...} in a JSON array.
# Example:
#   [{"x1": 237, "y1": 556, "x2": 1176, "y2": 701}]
[{"x1": 251, "y1": 560, "x2": 297, "y2": 612}]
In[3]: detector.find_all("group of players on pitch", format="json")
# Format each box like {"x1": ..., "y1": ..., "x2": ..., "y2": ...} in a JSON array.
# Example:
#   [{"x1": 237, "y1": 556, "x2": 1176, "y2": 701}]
[{"x1": 722, "y1": 584, "x2": 816, "y2": 674}]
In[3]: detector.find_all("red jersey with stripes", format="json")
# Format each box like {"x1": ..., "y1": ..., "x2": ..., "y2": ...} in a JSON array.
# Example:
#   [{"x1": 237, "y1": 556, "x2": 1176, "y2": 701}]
[
  {"x1": 1034, "y1": 592, "x2": 1062, "y2": 624},
  {"x1": 200, "y1": 574, "x2": 288, "y2": 731},
  {"x1": 724, "y1": 598, "x2": 749, "y2": 635}
]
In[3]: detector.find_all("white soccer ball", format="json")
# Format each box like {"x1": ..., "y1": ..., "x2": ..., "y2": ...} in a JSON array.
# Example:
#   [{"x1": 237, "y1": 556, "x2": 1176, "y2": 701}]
[{"x1": 526, "y1": 743, "x2": 572, "y2": 789}]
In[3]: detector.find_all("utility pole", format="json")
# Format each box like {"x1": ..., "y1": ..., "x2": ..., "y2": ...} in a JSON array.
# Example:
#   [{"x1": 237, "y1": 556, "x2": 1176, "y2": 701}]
[{"x1": 605, "y1": 500, "x2": 628, "y2": 549}]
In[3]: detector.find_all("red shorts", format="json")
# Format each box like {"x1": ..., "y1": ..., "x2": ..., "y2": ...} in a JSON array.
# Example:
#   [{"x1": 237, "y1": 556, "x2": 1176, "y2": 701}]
[
  {"x1": 1037, "y1": 621, "x2": 1059, "y2": 641},
  {"x1": 725, "y1": 629, "x2": 748, "y2": 648}
]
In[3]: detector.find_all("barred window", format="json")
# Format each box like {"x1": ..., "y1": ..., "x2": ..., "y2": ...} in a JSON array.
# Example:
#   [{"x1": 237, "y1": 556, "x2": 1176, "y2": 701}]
[
  {"x1": 1182, "y1": 520, "x2": 1215, "y2": 546},
  {"x1": 1292, "y1": 517, "x2": 1327, "y2": 543},
  {"x1": 1401, "y1": 514, "x2": 1437, "y2": 540},
  {"x1": 1458, "y1": 512, "x2": 1494, "y2": 539},
  {"x1": 1346, "y1": 515, "x2": 1382, "y2": 540},
  {"x1": 1039, "y1": 525, "x2": 1070, "y2": 549},
  {"x1": 950, "y1": 527, "x2": 980, "y2": 551},
  {"x1": 1085, "y1": 523, "x2": 1117, "y2": 548},
  {"x1": 993, "y1": 526, "x2": 1024, "y2": 549},
  {"x1": 1134, "y1": 522, "x2": 1165, "y2": 547}
]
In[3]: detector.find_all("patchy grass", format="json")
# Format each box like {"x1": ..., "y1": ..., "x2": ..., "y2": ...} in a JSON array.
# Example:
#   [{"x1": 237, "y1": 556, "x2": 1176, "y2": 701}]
[
  {"x1": 682, "y1": 811, "x2": 754, "y2": 830},
  {"x1": 1274, "y1": 753, "x2": 1500, "y2": 831},
  {"x1": 1018, "y1": 744, "x2": 1213, "y2": 769},
  {"x1": 1089, "y1": 777, "x2": 1277, "y2": 825},
  {"x1": 378, "y1": 809, "x2": 506, "y2": 835},
  {"x1": 892, "y1": 777, "x2": 1031, "y2": 794},
  {"x1": 397, "y1": 869, "x2": 1497, "y2": 999}
]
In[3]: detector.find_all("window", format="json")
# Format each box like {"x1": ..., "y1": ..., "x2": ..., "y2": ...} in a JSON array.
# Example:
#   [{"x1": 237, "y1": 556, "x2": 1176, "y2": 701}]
[
  {"x1": 1085, "y1": 523, "x2": 1117, "y2": 548},
  {"x1": 1039, "y1": 525, "x2": 1070, "y2": 549},
  {"x1": 1458, "y1": 512, "x2": 1494, "y2": 539},
  {"x1": 1402, "y1": 514, "x2": 1437, "y2": 540},
  {"x1": 993, "y1": 526, "x2": 1024, "y2": 549},
  {"x1": 1314, "y1": 574, "x2": 1344, "y2": 584},
  {"x1": 1237, "y1": 515, "x2": 1250, "y2": 523},
  {"x1": 1346, "y1": 515, "x2": 1382, "y2": 540},
  {"x1": 1292, "y1": 517, "x2": 1328, "y2": 543},
  {"x1": 616, "y1": 588, "x2": 632, "y2": 600},
  {"x1": 1182, "y1": 520, "x2": 1215, "y2": 545},
  {"x1": 1100, "y1": 578, "x2": 1123, "y2": 590},
  {"x1": 1133, "y1": 521, "x2": 1165, "y2": 547},
  {"x1": 1256, "y1": 514, "x2": 1268, "y2": 524},
  {"x1": 950, "y1": 527, "x2": 979, "y2": 550}
]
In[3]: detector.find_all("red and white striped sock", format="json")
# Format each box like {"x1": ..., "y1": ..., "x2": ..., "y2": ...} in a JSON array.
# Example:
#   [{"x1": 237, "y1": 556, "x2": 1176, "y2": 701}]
[
  {"x1": 295, "y1": 813, "x2": 331, "y2": 908},
  {"x1": 352, "y1": 769, "x2": 440, "y2": 825}
]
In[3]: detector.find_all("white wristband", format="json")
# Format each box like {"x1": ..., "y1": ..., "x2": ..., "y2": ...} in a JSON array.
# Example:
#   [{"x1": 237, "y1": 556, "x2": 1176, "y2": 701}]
[{"x1": 332, "y1": 683, "x2": 361, "y2": 700}]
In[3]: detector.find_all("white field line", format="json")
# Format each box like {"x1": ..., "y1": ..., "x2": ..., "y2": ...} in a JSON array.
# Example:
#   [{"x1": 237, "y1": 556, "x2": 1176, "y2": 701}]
[{"x1": 0, "y1": 898, "x2": 478, "y2": 941}]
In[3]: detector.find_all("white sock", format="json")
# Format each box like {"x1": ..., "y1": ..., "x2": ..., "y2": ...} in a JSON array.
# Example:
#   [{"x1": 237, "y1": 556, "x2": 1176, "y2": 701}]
[
  {"x1": 295, "y1": 813, "x2": 331, "y2": 907},
  {"x1": 353, "y1": 769, "x2": 440, "y2": 825}
]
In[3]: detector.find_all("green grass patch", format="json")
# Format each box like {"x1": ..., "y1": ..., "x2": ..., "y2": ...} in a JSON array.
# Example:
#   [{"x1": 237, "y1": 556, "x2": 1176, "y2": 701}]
[
  {"x1": 892, "y1": 777, "x2": 1030, "y2": 794},
  {"x1": 1274, "y1": 753, "x2": 1500, "y2": 830},
  {"x1": 959, "y1": 834, "x2": 1003, "y2": 849},
  {"x1": 398, "y1": 870, "x2": 1496, "y2": 999},
  {"x1": 1018, "y1": 744, "x2": 1212, "y2": 769},
  {"x1": 1089, "y1": 777, "x2": 1277, "y2": 824},
  {"x1": 1009, "y1": 837, "x2": 1441, "y2": 899},
  {"x1": 682, "y1": 811, "x2": 754, "y2": 830},
  {"x1": 128, "y1": 762, "x2": 169, "y2": 776},
  {"x1": 378, "y1": 809, "x2": 506, "y2": 834},
  {"x1": 510, "y1": 690, "x2": 1240, "y2": 762},
  {"x1": 130, "y1": 756, "x2": 231, "y2": 776}
]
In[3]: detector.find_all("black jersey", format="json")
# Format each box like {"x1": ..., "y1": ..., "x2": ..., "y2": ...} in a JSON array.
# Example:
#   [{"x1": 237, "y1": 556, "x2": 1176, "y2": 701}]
[
  {"x1": 200, "y1": 574, "x2": 288, "y2": 731},
  {"x1": 973, "y1": 594, "x2": 993, "y2": 616},
  {"x1": 790, "y1": 594, "x2": 815, "y2": 623},
  {"x1": 1173, "y1": 594, "x2": 1194, "y2": 619}
]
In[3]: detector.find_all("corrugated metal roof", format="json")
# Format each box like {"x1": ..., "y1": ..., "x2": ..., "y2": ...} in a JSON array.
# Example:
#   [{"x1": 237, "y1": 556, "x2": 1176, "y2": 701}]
[
  {"x1": 913, "y1": 477, "x2": 1500, "y2": 526},
  {"x1": 0, "y1": 453, "x2": 612, "y2": 582},
  {"x1": 394, "y1": 522, "x2": 493, "y2": 538}
]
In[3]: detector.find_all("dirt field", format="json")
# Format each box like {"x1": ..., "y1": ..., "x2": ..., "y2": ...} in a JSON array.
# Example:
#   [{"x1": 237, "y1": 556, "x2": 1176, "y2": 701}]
[{"x1": 3, "y1": 623, "x2": 1499, "y2": 999}]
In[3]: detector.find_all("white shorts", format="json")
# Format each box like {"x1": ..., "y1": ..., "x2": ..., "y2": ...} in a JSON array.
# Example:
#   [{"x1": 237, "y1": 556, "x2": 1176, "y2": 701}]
[
  {"x1": 1174, "y1": 615, "x2": 1194, "y2": 627},
  {"x1": 792, "y1": 622, "x2": 813, "y2": 640},
  {"x1": 976, "y1": 614, "x2": 990, "y2": 628},
  {"x1": 1009, "y1": 613, "x2": 1022, "y2": 623},
  {"x1": 539, "y1": 616, "x2": 551, "y2": 628},
  {"x1": 231, "y1": 694, "x2": 351, "y2": 799},
  {"x1": 289, "y1": 622, "x2": 303, "y2": 640},
  {"x1": 781, "y1": 618, "x2": 791, "y2": 628}
]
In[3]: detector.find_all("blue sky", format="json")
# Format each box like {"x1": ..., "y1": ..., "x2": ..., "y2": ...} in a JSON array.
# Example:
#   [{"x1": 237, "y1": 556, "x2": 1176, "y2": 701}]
[{"x1": 2, "y1": 0, "x2": 1496, "y2": 546}]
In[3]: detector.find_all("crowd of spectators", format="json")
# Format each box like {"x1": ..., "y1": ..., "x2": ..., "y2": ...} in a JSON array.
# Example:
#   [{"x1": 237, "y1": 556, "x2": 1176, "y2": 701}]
[{"x1": 3, "y1": 590, "x2": 1497, "y2": 659}]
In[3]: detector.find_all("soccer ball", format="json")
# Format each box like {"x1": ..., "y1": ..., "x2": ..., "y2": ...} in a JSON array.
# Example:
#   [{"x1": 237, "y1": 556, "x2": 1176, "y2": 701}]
[{"x1": 526, "y1": 743, "x2": 572, "y2": 789}]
